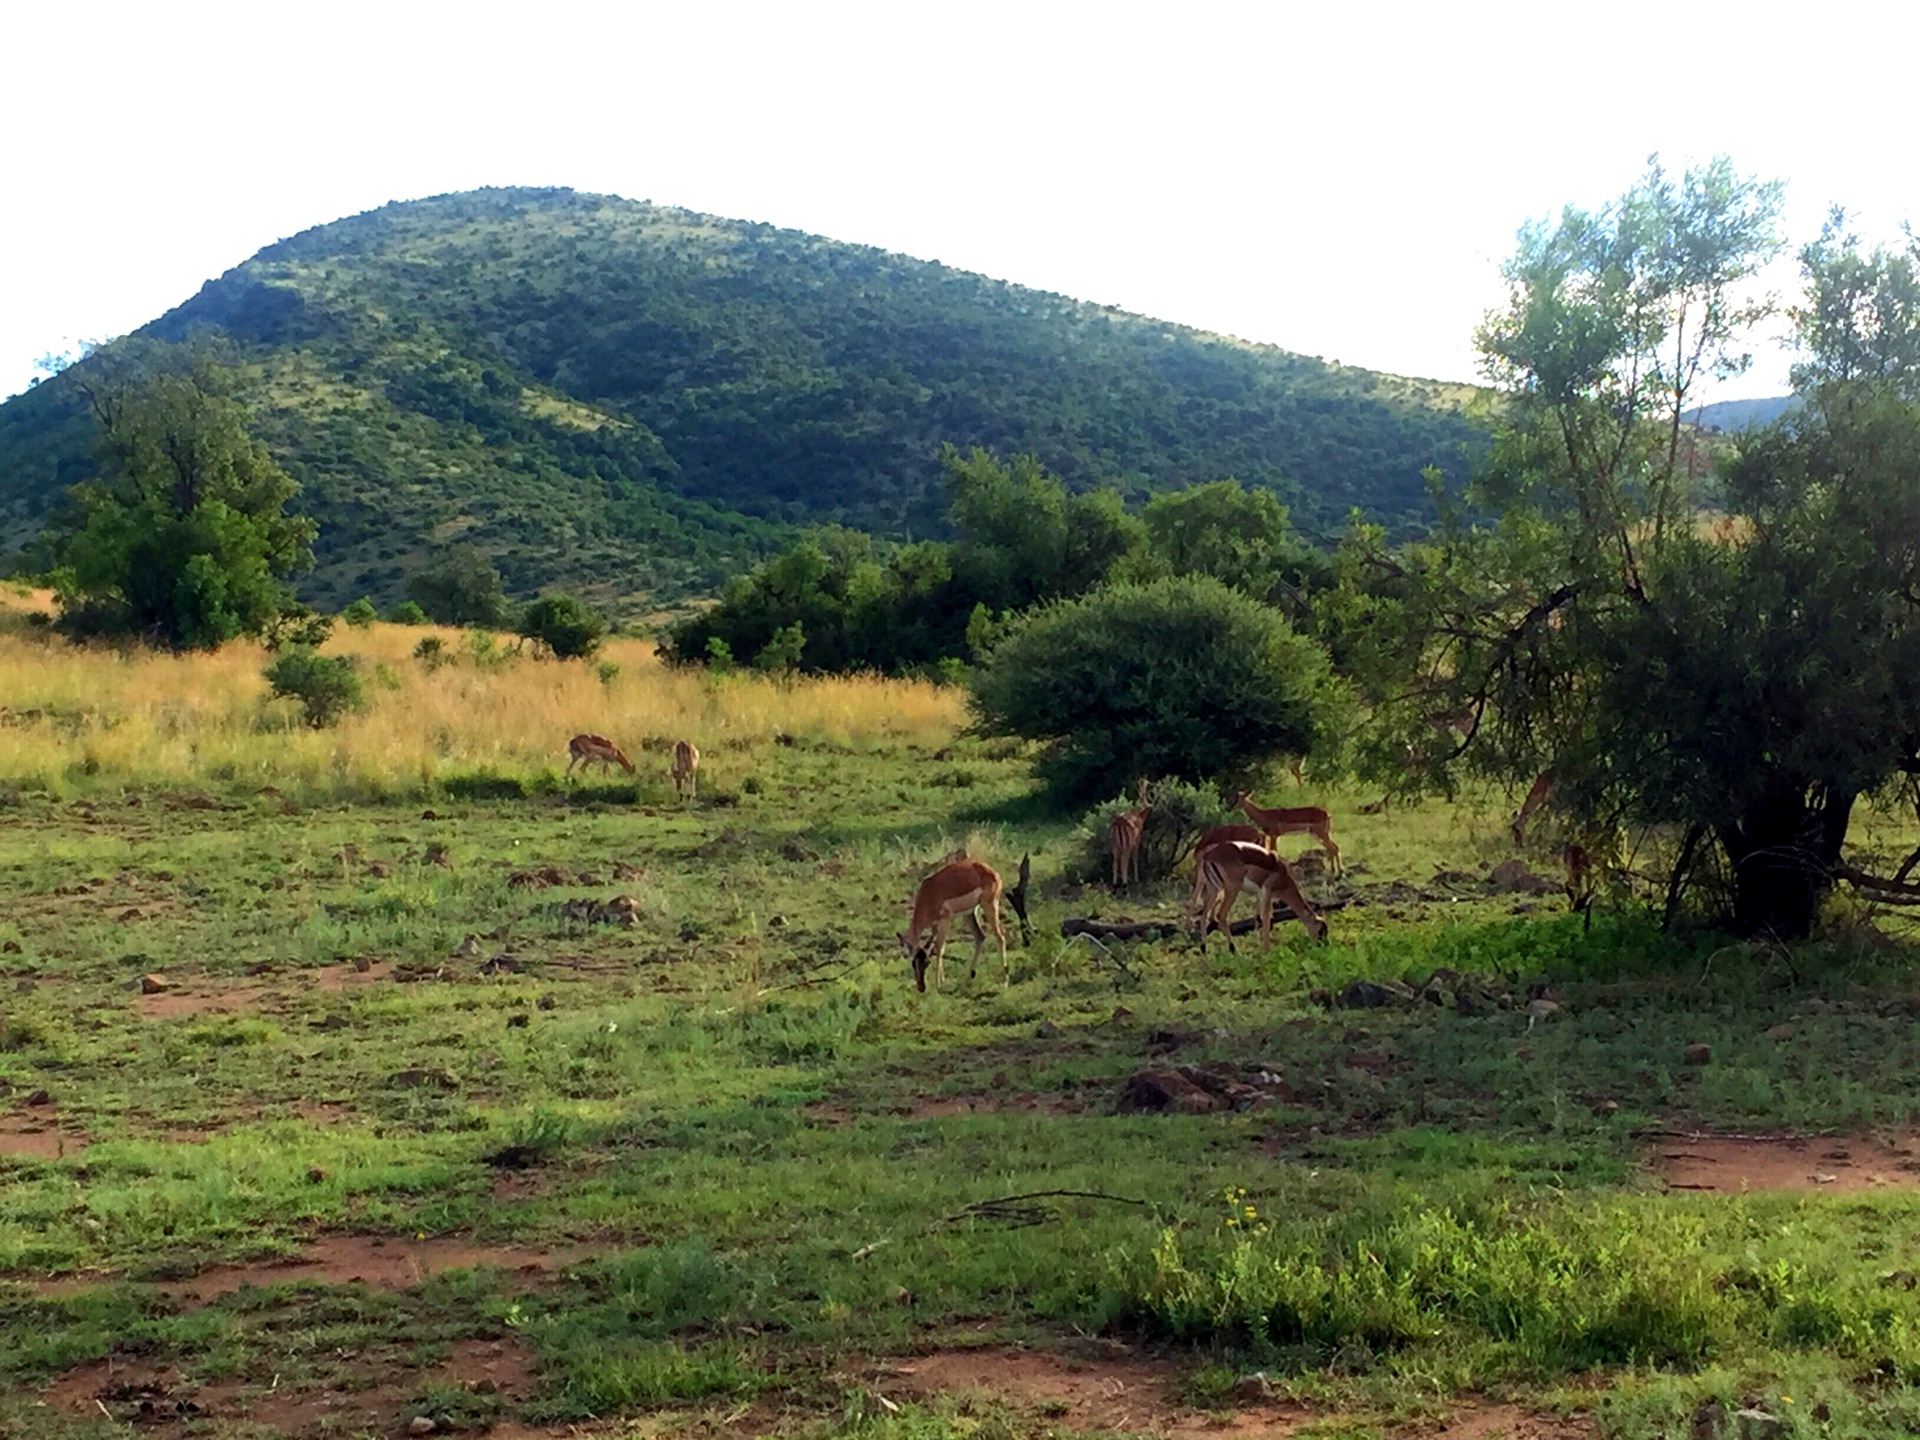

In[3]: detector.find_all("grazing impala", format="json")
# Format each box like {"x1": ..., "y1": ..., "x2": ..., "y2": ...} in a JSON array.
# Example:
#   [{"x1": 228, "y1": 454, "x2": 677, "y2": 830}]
[
  {"x1": 1231, "y1": 791, "x2": 1341, "y2": 875},
  {"x1": 1109, "y1": 804, "x2": 1148, "y2": 892},
  {"x1": 566, "y1": 733, "x2": 635, "y2": 778},
  {"x1": 899, "y1": 856, "x2": 1008, "y2": 992},
  {"x1": 671, "y1": 740, "x2": 699, "y2": 801},
  {"x1": 1186, "y1": 823, "x2": 1268, "y2": 908},
  {"x1": 1191, "y1": 840, "x2": 1327, "y2": 949}
]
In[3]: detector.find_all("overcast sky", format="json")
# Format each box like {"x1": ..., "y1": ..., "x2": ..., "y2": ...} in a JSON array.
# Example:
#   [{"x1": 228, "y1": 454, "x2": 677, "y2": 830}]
[{"x1": 6, "y1": 0, "x2": 1916, "y2": 403}]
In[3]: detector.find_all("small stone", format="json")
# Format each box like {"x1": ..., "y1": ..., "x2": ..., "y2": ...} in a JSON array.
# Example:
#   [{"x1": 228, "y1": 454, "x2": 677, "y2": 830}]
[
  {"x1": 140, "y1": 973, "x2": 171, "y2": 994},
  {"x1": 1592, "y1": 1097, "x2": 1620, "y2": 1116},
  {"x1": 1232, "y1": 1372, "x2": 1274, "y2": 1403},
  {"x1": 506, "y1": 1013, "x2": 530, "y2": 1029},
  {"x1": 1685, "y1": 1042, "x2": 1712, "y2": 1065},
  {"x1": 23, "y1": 1088, "x2": 52, "y2": 1107},
  {"x1": 385, "y1": 1067, "x2": 458, "y2": 1091},
  {"x1": 1, "y1": 940, "x2": 19, "y2": 953},
  {"x1": 409, "y1": 1418, "x2": 438, "y2": 1436},
  {"x1": 1763, "y1": 1022, "x2": 1795, "y2": 1041},
  {"x1": 14, "y1": 978, "x2": 33, "y2": 994},
  {"x1": 353, "y1": 955, "x2": 374, "y2": 974},
  {"x1": 1034, "y1": 1019, "x2": 1061, "y2": 1039},
  {"x1": 1689, "y1": 1398, "x2": 1727, "y2": 1440},
  {"x1": 306, "y1": 1166, "x2": 331, "y2": 1184},
  {"x1": 536, "y1": 992, "x2": 558, "y2": 1012},
  {"x1": 1734, "y1": 1408, "x2": 1784, "y2": 1440}
]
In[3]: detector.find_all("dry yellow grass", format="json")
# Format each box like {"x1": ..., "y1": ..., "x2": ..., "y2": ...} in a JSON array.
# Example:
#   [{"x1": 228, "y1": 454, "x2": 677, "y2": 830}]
[{"x1": 0, "y1": 596, "x2": 966, "y2": 795}]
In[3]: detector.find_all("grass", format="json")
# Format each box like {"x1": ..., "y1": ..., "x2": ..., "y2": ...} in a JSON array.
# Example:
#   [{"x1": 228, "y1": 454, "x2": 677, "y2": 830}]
[{"x1": 7, "y1": 611, "x2": 1920, "y2": 1434}]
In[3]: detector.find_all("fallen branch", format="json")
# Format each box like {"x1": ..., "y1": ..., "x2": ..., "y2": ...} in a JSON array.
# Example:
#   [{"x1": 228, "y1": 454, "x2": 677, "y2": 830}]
[
  {"x1": 1060, "y1": 900, "x2": 1348, "y2": 943},
  {"x1": 932, "y1": 1188, "x2": 1149, "y2": 1229},
  {"x1": 1836, "y1": 863, "x2": 1920, "y2": 905}
]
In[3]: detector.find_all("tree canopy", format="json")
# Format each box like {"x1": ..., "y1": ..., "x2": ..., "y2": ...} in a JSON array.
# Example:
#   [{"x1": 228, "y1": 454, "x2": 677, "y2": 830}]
[
  {"x1": 47, "y1": 341, "x2": 315, "y2": 649},
  {"x1": 1330, "y1": 159, "x2": 1920, "y2": 937}
]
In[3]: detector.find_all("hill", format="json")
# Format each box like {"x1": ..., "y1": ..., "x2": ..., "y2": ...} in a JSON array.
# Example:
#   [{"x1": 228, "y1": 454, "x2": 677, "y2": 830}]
[
  {"x1": 0, "y1": 187, "x2": 1486, "y2": 609},
  {"x1": 1684, "y1": 395, "x2": 1796, "y2": 431}
]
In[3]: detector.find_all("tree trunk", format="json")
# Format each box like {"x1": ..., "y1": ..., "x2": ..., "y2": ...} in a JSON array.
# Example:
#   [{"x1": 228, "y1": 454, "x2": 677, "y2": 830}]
[{"x1": 1717, "y1": 783, "x2": 1854, "y2": 939}]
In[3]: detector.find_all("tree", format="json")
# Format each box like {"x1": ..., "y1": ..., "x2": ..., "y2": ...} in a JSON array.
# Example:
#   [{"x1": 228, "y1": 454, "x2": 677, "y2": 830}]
[
  {"x1": 518, "y1": 592, "x2": 606, "y2": 659},
  {"x1": 944, "y1": 446, "x2": 1143, "y2": 615},
  {"x1": 1331, "y1": 158, "x2": 1920, "y2": 938},
  {"x1": 407, "y1": 544, "x2": 508, "y2": 626},
  {"x1": 1134, "y1": 479, "x2": 1332, "y2": 610},
  {"x1": 47, "y1": 341, "x2": 316, "y2": 649},
  {"x1": 264, "y1": 649, "x2": 365, "y2": 728},
  {"x1": 969, "y1": 575, "x2": 1338, "y2": 802}
]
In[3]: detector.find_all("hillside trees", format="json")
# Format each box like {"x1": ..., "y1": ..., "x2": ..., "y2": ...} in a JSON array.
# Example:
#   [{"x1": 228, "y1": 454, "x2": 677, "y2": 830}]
[
  {"x1": 1333, "y1": 159, "x2": 1920, "y2": 938},
  {"x1": 48, "y1": 341, "x2": 316, "y2": 649},
  {"x1": 969, "y1": 575, "x2": 1338, "y2": 801},
  {"x1": 407, "y1": 544, "x2": 509, "y2": 626}
]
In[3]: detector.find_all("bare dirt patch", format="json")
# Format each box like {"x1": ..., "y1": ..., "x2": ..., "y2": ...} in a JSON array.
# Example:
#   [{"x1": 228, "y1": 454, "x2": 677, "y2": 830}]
[
  {"x1": 154, "y1": 1233, "x2": 577, "y2": 1301},
  {"x1": 136, "y1": 983, "x2": 271, "y2": 1019},
  {"x1": 871, "y1": 1345, "x2": 1305, "y2": 1437},
  {"x1": 0, "y1": 1114, "x2": 87, "y2": 1159},
  {"x1": 43, "y1": 1334, "x2": 541, "y2": 1437},
  {"x1": 1654, "y1": 1131, "x2": 1920, "y2": 1193},
  {"x1": 807, "y1": 1091, "x2": 1085, "y2": 1124},
  {"x1": 316, "y1": 958, "x2": 394, "y2": 989},
  {"x1": 1418, "y1": 1403, "x2": 1598, "y2": 1438}
]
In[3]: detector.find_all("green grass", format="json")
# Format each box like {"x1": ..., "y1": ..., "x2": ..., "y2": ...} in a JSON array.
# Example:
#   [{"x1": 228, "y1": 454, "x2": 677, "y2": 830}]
[{"x1": 6, "y1": 744, "x2": 1920, "y2": 1435}]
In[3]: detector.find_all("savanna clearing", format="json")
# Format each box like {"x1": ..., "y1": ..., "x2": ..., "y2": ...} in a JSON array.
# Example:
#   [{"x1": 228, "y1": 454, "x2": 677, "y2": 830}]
[{"x1": 10, "y1": 598, "x2": 1920, "y2": 1440}]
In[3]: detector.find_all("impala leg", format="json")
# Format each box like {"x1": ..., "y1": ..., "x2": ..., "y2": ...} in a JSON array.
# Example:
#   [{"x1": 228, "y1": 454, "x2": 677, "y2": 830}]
[{"x1": 1323, "y1": 835, "x2": 1342, "y2": 877}]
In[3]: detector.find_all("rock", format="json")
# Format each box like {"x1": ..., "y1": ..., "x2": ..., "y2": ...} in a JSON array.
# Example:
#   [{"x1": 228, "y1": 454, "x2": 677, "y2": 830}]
[
  {"x1": 409, "y1": 1417, "x2": 438, "y2": 1436},
  {"x1": 1034, "y1": 1019, "x2": 1062, "y2": 1039},
  {"x1": 1489, "y1": 858, "x2": 1557, "y2": 895},
  {"x1": 1527, "y1": 998, "x2": 1560, "y2": 1028},
  {"x1": 1734, "y1": 1409, "x2": 1784, "y2": 1440},
  {"x1": 14, "y1": 978, "x2": 33, "y2": 994},
  {"x1": 306, "y1": 1166, "x2": 331, "y2": 1184},
  {"x1": 1883, "y1": 1269, "x2": 1917, "y2": 1290},
  {"x1": 451, "y1": 935, "x2": 481, "y2": 958},
  {"x1": 536, "y1": 993, "x2": 558, "y2": 1012},
  {"x1": 23, "y1": 1088, "x2": 52, "y2": 1107},
  {"x1": 479, "y1": 954, "x2": 524, "y2": 975},
  {"x1": 1685, "y1": 1042, "x2": 1712, "y2": 1066},
  {"x1": 1345, "y1": 1048, "x2": 1391, "y2": 1075},
  {"x1": 385, "y1": 1067, "x2": 458, "y2": 1092},
  {"x1": 506, "y1": 1013, "x2": 530, "y2": 1029},
  {"x1": 139, "y1": 973, "x2": 171, "y2": 994},
  {"x1": 1, "y1": 940, "x2": 19, "y2": 953},
  {"x1": 1334, "y1": 978, "x2": 1414, "y2": 1009},
  {"x1": 352, "y1": 955, "x2": 374, "y2": 974},
  {"x1": 1232, "y1": 1371, "x2": 1274, "y2": 1403},
  {"x1": 1689, "y1": 1398, "x2": 1728, "y2": 1440},
  {"x1": 1116, "y1": 1069, "x2": 1225, "y2": 1114},
  {"x1": 1763, "y1": 1022, "x2": 1796, "y2": 1041},
  {"x1": 1591, "y1": 1097, "x2": 1620, "y2": 1116}
]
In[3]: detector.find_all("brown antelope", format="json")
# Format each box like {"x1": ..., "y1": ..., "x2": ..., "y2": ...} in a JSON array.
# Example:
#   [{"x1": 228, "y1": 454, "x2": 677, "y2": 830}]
[
  {"x1": 1563, "y1": 839, "x2": 1596, "y2": 913},
  {"x1": 1232, "y1": 791, "x2": 1341, "y2": 875},
  {"x1": 898, "y1": 857, "x2": 1008, "y2": 992},
  {"x1": 1109, "y1": 805, "x2": 1148, "y2": 891},
  {"x1": 1511, "y1": 772, "x2": 1552, "y2": 846},
  {"x1": 1187, "y1": 823, "x2": 1269, "y2": 909},
  {"x1": 671, "y1": 740, "x2": 699, "y2": 801},
  {"x1": 566, "y1": 733, "x2": 635, "y2": 778},
  {"x1": 1191, "y1": 840, "x2": 1327, "y2": 949}
]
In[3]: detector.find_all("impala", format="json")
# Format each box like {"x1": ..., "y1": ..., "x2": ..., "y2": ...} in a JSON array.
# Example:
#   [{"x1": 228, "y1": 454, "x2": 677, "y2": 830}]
[
  {"x1": 672, "y1": 740, "x2": 700, "y2": 800},
  {"x1": 1231, "y1": 791, "x2": 1341, "y2": 874},
  {"x1": 899, "y1": 856, "x2": 1008, "y2": 992},
  {"x1": 1109, "y1": 804, "x2": 1148, "y2": 891},
  {"x1": 1510, "y1": 772, "x2": 1552, "y2": 846},
  {"x1": 1191, "y1": 840, "x2": 1327, "y2": 949},
  {"x1": 566, "y1": 733, "x2": 635, "y2": 778},
  {"x1": 1186, "y1": 822, "x2": 1268, "y2": 909}
]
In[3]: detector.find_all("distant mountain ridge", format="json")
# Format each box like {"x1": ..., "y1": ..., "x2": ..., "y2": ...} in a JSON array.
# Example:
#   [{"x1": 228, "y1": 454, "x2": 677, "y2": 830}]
[
  {"x1": 0, "y1": 187, "x2": 1487, "y2": 608},
  {"x1": 1684, "y1": 396, "x2": 1796, "y2": 431}
]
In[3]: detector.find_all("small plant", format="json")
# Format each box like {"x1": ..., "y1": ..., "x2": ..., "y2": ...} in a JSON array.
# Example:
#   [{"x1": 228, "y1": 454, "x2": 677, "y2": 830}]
[
  {"x1": 340, "y1": 596, "x2": 378, "y2": 628},
  {"x1": 413, "y1": 635, "x2": 449, "y2": 671},
  {"x1": 520, "y1": 592, "x2": 607, "y2": 660},
  {"x1": 704, "y1": 636, "x2": 736, "y2": 674},
  {"x1": 264, "y1": 648, "x2": 365, "y2": 728},
  {"x1": 595, "y1": 660, "x2": 621, "y2": 688},
  {"x1": 385, "y1": 599, "x2": 429, "y2": 625},
  {"x1": 752, "y1": 621, "x2": 805, "y2": 674}
]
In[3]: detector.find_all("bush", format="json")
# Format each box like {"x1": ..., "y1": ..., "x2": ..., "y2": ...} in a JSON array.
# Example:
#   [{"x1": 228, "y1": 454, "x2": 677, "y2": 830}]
[
  {"x1": 519, "y1": 592, "x2": 606, "y2": 660},
  {"x1": 262, "y1": 605, "x2": 334, "y2": 651},
  {"x1": 407, "y1": 544, "x2": 508, "y2": 626},
  {"x1": 1077, "y1": 778, "x2": 1241, "y2": 885},
  {"x1": 413, "y1": 635, "x2": 448, "y2": 671},
  {"x1": 340, "y1": 596, "x2": 378, "y2": 628},
  {"x1": 385, "y1": 600, "x2": 429, "y2": 625},
  {"x1": 969, "y1": 575, "x2": 1341, "y2": 802},
  {"x1": 264, "y1": 649, "x2": 365, "y2": 728}
]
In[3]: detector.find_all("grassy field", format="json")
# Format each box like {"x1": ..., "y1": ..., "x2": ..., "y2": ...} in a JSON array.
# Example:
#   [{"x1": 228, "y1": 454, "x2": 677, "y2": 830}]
[{"x1": 7, "y1": 603, "x2": 1920, "y2": 1438}]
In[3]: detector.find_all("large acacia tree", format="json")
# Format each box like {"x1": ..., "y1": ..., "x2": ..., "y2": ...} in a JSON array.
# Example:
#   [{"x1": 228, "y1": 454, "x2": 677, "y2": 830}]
[{"x1": 1331, "y1": 160, "x2": 1920, "y2": 937}]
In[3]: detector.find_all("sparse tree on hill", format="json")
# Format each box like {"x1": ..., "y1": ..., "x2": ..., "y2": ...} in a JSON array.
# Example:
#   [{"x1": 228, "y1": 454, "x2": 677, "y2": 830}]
[
  {"x1": 407, "y1": 544, "x2": 508, "y2": 626},
  {"x1": 518, "y1": 592, "x2": 606, "y2": 659}
]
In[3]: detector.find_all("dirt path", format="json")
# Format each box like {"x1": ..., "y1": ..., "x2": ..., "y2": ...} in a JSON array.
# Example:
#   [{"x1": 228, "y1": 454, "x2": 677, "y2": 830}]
[{"x1": 1655, "y1": 1131, "x2": 1920, "y2": 1193}]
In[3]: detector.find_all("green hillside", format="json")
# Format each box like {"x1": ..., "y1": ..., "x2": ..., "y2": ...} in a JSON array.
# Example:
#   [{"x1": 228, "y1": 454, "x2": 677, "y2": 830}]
[{"x1": 0, "y1": 187, "x2": 1485, "y2": 609}]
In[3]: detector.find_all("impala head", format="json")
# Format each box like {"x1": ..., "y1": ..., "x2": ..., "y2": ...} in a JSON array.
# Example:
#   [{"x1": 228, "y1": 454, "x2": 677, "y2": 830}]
[
  {"x1": 1230, "y1": 789, "x2": 1251, "y2": 808},
  {"x1": 1305, "y1": 912, "x2": 1330, "y2": 943}
]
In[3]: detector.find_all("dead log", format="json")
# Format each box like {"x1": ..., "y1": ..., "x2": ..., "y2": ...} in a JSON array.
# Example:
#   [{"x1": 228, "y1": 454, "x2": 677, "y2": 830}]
[{"x1": 1060, "y1": 901, "x2": 1344, "y2": 943}]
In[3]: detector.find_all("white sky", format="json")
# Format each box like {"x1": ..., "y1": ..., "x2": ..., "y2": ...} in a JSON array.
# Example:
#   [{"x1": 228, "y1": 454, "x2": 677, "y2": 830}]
[{"x1": 5, "y1": 0, "x2": 1917, "y2": 403}]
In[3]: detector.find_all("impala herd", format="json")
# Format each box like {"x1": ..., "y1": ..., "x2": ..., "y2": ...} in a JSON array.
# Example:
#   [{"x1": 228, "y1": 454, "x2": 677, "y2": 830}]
[{"x1": 571, "y1": 725, "x2": 1578, "y2": 994}]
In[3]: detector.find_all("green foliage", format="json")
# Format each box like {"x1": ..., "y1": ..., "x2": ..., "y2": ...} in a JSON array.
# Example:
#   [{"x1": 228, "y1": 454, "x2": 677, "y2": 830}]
[
  {"x1": 0, "y1": 188, "x2": 1482, "y2": 609},
  {"x1": 44, "y1": 342, "x2": 316, "y2": 650},
  {"x1": 970, "y1": 575, "x2": 1338, "y2": 801},
  {"x1": 412, "y1": 635, "x2": 448, "y2": 671},
  {"x1": 339, "y1": 596, "x2": 378, "y2": 627},
  {"x1": 1133, "y1": 480, "x2": 1334, "y2": 613},
  {"x1": 752, "y1": 621, "x2": 805, "y2": 673},
  {"x1": 384, "y1": 599, "x2": 429, "y2": 625},
  {"x1": 1327, "y1": 158, "x2": 1920, "y2": 936},
  {"x1": 518, "y1": 591, "x2": 606, "y2": 659},
  {"x1": 262, "y1": 648, "x2": 365, "y2": 728},
  {"x1": 1077, "y1": 777, "x2": 1240, "y2": 884},
  {"x1": 407, "y1": 545, "x2": 508, "y2": 626}
]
